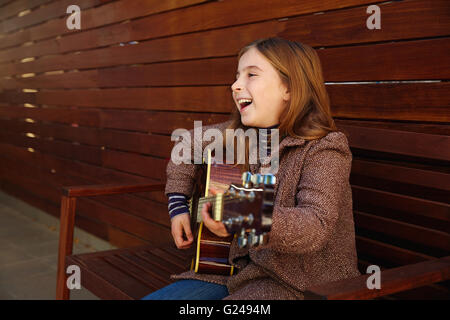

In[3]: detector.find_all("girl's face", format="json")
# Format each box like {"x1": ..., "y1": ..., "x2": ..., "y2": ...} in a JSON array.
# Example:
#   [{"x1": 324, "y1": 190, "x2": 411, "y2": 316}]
[{"x1": 231, "y1": 47, "x2": 290, "y2": 128}]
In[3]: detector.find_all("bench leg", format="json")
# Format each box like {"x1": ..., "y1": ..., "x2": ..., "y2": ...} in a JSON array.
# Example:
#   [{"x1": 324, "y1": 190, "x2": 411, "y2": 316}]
[{"x1": 56, "y1": 196, "x2": 76, "y2": 300}]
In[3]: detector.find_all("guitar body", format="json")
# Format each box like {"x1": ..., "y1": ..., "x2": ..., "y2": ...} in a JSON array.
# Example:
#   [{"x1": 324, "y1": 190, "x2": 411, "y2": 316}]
[
  {"x1": 191, "y1": 162, "x2": 242, "y2": 275},
  {"x1": 195, "y1": 224, "x2": 235, "y2": 275}
]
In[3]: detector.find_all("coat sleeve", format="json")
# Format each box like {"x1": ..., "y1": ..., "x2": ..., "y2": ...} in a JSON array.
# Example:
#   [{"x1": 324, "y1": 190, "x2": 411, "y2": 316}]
[
  {"x1": 164, "y1": 120, "x2": 232, "y2": 198},
  {"x1": 264, "y1": 132, "x2": 352, "y2": 255},
  {"x1": 164, "y1": 126, "x2": 200, "y2": 198}
]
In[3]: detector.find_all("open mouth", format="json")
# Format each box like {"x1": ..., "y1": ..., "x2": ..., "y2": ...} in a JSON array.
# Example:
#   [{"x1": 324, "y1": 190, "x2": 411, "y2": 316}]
[{"x1": 238, "y1": 98, "x2": 253, "y2": 110}]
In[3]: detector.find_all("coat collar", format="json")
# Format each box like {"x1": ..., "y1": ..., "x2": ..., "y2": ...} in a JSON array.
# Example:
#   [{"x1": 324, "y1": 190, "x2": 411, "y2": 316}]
[
  {"x1": 250, "y1": 135, "x2": 307, "y2": 174},
  {"x1": 272, "y1": 135, "x2": 307, "y2": 158},
  {"x1": 279, "y1": 135, "x2": 307, "y2": 149}
]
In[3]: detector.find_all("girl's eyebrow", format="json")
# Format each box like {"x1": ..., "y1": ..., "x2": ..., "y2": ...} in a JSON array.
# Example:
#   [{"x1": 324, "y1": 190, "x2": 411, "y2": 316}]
[{"x1": 236, "y1": 65, "x2": 263, "y2": 76}]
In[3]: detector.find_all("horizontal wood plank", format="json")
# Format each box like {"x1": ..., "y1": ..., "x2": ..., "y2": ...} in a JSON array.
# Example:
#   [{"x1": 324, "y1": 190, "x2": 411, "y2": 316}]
[
  {"x1": 103, "y1": 254, "x2": 168, "y2": 289},
  {"x1": 0, "y1": 105, "x2": 229, "y2": 134},
  {"x1": 336, "y1": 119, "x2": 450, "y2": 136},
  {"x1": 0, "y1": 0, "x2": 207, "y2": 49},
  {"x1": 0, "y1": 21, "x2": 279, "y2": 73},
  {"x1": 2, "y1": 38, "x2": 448, "y2": 89},
  {"x1": 75, "y1": 256, "x2": 152, "y2": 299},
  {"x1": 0, "y1": 87, "x2": 236, "y2": 112},
  {"x1": 355, "y1": 236, "x2": 434, "y2": 267},
  {"x1": 2, "y1": 0, "x2": 448, "y2": 74},
  {"x1": 304, "y1": 256, "x2": 450, "y2": 300},
  {"x1": 354, "y1": 211, "x2": 450, "y2": 252},
  {"x1": 280, "y1": 0, "x2": 450, "y2": 47},
  {"x1": 343, "y1": 124, "x2": 450, "y2": 161},
  {"x1": 0, "y1": 152, "x2": 172, "y2": 245},
  {"x1": 0, "y1": 0, "x2": 105, "y2": 34},
  {"x1": 329, "y1": 82, "x2": 450, "y2": 122},
  {"x1": 352, "y1": 158, "x2": 450, "y2": 192},
  {"x1": 0, "y1": 131, "x2": 168, "y2": 180},
  {"x1": 62, "y1": 183, "x2": 165, "y2": 197},
  {"x1": 0, "y1": 0, "x2": 52, "y2": 21},
  {"x1": 0, "y1": 119, "x2": 173, "y2": 158},
  {"x1": 352, "y1": 185, "x2": 450, "y2": 223},
  {"x1": 0, "y1": 0, "x2": 377, "y2": 55},
  {"x1": 0, "y1": 139, "x2": 168, "y2": 208},
  {"x1": 1, "y1": 82, "x2": 449, "y2": 122},
  {"x1": 319, "y1": 37, "x2": 450, "y2": 81}
]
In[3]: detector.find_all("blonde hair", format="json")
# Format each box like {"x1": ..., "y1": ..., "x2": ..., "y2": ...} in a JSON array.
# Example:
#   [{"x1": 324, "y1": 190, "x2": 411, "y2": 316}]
[{"x1": 225, "y1": 37, "x2": 337, "y2": 169}]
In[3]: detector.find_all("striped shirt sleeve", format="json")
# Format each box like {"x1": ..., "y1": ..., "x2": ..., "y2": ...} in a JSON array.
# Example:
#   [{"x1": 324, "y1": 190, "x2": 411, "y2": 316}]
[{"x1": 167, "y1": 192, "x2": 190, "y2": 219}]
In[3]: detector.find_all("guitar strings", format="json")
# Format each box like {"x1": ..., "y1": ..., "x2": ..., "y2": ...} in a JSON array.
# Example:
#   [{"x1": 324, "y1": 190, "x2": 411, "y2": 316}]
[
  {"x1": 195, "y1": 195, "x2": 252, "y2": 215},
  {"x1": 196, "y1": 195, "x2": 246, "y2": 207}
]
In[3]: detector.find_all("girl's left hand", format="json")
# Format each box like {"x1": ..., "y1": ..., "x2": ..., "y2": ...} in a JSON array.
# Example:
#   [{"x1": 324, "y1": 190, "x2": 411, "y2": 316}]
[{"x1": 201, "y1": 188, "x2": 231, "y2": 238}]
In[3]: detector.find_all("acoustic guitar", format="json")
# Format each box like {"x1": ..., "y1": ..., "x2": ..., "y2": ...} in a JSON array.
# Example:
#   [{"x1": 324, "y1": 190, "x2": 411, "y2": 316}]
[{"x1": 188, "y1": 150, "x2": 275, "y2": 275}]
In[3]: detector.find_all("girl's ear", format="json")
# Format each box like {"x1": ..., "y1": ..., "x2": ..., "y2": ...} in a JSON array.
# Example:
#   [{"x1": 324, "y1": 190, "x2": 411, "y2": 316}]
[
  {"x1": 279, "y1": 81, "x2": 290, "y2": 102},
  {"x1": 282, "y1": 86, "x2": 290, "y2": 102}
]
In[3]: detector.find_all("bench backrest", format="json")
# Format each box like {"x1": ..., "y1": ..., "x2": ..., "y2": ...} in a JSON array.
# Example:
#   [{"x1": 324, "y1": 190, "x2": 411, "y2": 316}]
[{"x1": 338, "y1": 121, "x2": 450, "y2": 299}]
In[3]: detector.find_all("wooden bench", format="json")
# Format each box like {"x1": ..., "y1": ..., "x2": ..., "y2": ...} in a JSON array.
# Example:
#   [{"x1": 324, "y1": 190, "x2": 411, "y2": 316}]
[
  {"x1": 55, "y1": 183, "x2": 193, "y2": 300},
  {"x1": 56, "y1": 122, "x2": 450, "y2": 300}
]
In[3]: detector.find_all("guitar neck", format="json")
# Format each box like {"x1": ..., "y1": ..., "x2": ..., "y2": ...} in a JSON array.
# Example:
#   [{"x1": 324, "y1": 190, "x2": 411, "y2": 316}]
[
  {"x1": 194, "y1": 194, "x2": 225, "y2": 222},
  {"x1": 194, "y1": 149, "x2": 229, "y2": 223}
]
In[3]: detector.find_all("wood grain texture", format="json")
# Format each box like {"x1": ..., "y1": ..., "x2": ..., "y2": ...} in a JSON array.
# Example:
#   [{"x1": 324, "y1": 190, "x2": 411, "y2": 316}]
[{"x1": 1, "y1": 0, "x2": 449, "y2": 300}]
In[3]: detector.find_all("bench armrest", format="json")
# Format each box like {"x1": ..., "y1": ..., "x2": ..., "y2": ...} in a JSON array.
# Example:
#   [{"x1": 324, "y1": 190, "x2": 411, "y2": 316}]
[
  {"x1": 62, "y1": 182, "x2": 165, "y2": 197},
  {"x1": 56, "y1": 181, "x2": 165, "y2": 299},
  {"x1": 304, "y1": 256, "x2": 450, "y2": 300}
]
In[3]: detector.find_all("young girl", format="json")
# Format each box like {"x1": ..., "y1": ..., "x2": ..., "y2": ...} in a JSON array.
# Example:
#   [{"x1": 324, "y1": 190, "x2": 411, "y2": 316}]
[{"x1": 142, "y1": 37, "x2": 360, "y2": 300}]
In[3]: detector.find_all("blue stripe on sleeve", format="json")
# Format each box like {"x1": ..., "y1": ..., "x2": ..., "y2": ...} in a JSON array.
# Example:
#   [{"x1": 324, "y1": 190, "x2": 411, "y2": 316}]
[{"x1": 167, "y1": 192, "x2": 190, "y2": 219}]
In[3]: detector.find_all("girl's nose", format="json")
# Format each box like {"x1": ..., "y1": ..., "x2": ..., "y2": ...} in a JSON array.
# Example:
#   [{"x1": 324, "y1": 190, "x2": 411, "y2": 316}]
[{"x1": 231, "y1": 79, "x2": 242, "y2": 92}]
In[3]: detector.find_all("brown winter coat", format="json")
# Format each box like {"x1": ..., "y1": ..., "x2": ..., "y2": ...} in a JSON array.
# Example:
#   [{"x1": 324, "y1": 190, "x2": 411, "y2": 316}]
[{"x1": 165, "y1": 120, "x2": 360, "y2": 299}]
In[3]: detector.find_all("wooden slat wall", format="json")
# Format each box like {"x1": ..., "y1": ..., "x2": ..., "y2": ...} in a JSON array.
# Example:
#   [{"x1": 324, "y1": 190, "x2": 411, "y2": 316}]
[{"x1": 0, "y1": 0, "x2": 449, "y2": 274}]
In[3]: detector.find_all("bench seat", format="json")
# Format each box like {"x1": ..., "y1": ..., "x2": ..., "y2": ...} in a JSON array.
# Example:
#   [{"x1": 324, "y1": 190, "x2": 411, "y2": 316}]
[{"x1": 66, "y1": 245, "x2": 192, "y2": 300}]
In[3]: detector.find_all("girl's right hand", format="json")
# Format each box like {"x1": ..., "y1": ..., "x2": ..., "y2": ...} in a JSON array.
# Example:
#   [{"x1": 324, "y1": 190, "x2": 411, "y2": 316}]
[{"x1": 171, "y1": 213, "x2": 194, "y2": 249}]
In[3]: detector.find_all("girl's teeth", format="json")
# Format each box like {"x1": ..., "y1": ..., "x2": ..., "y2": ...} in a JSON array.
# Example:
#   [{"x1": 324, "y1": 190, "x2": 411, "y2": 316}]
[{"x1": 238, "y1": 99, "x2": 252, "y2": 108}]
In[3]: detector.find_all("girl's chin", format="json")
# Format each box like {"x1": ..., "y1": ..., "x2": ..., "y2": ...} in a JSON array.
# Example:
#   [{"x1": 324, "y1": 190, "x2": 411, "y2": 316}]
[
  {"x1": 239, "y1": 106, "x2": 259, "y2": 126},
  {"x1": 240, "y1": 116, "x2": 256, "y2": 127}
]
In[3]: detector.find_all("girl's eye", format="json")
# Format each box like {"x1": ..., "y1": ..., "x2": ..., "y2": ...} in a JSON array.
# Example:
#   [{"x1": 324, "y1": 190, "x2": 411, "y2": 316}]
[{"x1": 235, "y1": 73, "x2": 256, "y2": 80}]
